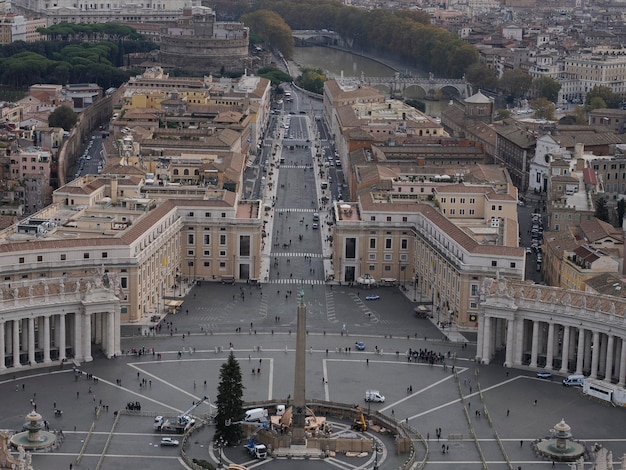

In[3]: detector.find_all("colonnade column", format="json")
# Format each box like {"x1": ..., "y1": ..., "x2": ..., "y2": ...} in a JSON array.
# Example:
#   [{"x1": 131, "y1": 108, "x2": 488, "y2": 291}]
[
  {"x1": 618, "y1": 338, "x2": 626, "y2": 387},
  {"x1": 74, "y1": 314, "x2": 82, "y2": 361},
  {"x1": 28, "y1": 317, "x2": 35, "y2": 366},
  {"x1": 107, "y1": 312, "x2": 115, "y2": 359},
  {"x1": 599, "y1": 334, "x2": 607, "y2": 376},
  {"x1": 12, "y1": 319, "x2": 20, "y2": 368},
  {"x1": 590, "y1": 331, "x2": 600, "y2": 379},
  {"x1": 560, "y1": 325, "x2": 570, "y2": 373},
  {"x1": 605, "y1": 335, "x2": 614, "y2": 382},
  {"x1": 481, "y1": 316, "x2": 492, "y2": 364},
  {"x1": 0, "y1": 321, "x2": 5, "y2": 370},
  {"x1": 83, "y1": 313, "x2": 92, "y2": 362},
  {"x1": 504, "y1": 319, "x2": 514, "y2": 368},
  {"x1": 546, "y1": 322, "x2": 555, "y2": 370},
  {"x1": 575, "y1": 328, "x2": 585, "y2": 375},
  {"x1": 529, "y1": 320, "x2": 540, "y2": 368},
  {"x1": 514, "y1": 318, "x2": 525, "y2": 366},
  {"x1": 43, "y1": 316, "x2": 51, "y2": 363},
  {"x1": 59, "y1": 313, "x2": 66, "y2": 362}
]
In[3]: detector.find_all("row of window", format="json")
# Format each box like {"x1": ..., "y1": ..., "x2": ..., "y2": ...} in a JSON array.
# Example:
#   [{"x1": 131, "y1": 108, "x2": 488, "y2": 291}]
[
  {"x1": 19, "y1": 252, "x2": 109, "y2": 263},
  {"x1": 439, "y1": 197, "x2": 477, "y2": 204},
  {"x1": 188, "y1": 234, "x2": 228, "y2": 245},
  {"x1": 364, "y1": 253, "x2": 409, "y2": 261},
  {"x1": 368, "y1": 237, "x2": 409, "y2": 250},
  {"x1": 442, "y1": 209, "x2": 475, "y2": 215},
  {"x1": 188, "y1": 212, "x2": 228, "y2": 218}
]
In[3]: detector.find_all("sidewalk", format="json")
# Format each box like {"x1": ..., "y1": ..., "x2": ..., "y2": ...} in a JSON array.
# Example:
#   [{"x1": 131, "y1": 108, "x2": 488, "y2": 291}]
[{"x1": 399, "y1": 281, "x2": 469, "y2": 344}]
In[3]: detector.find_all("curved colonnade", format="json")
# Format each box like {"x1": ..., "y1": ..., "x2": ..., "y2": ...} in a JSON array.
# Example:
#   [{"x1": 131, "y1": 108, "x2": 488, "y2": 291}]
[
  {"x1": 0, "y1": 277, "x2": 119, "y2": 372},
  {"x1": 477, "y1": 278, "x2": 626, "y2": 387}
]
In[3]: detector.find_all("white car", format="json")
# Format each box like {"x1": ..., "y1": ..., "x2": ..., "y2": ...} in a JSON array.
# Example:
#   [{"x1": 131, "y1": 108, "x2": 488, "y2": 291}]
[
  {"x1": 160, "y1": 437, "x2": 179, "y2": 447},
  {"x1": 356, "y1": 274, "x2": 376, "y2": 286}
]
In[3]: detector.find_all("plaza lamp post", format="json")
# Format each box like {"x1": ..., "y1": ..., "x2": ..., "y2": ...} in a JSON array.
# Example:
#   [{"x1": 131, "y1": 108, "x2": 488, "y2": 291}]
[
  {"x1": 215, "y1": 436, "x2": 225, "y2": 469},
  {"x1": 372, "y1": 440, "x2": 383, "y2": 470}
]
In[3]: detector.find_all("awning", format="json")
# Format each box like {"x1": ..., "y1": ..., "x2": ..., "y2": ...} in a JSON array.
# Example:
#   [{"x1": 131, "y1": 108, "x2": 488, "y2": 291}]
[{"x1": 165, "y1": 300, "x2": 184, "y2": 308}]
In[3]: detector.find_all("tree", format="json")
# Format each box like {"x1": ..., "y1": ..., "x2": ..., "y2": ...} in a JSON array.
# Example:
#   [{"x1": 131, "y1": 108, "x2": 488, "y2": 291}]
[
  {"x1": 530, "y1": 97, "x2": 556, "y2": 120},
  {"x1": 296, "y1": 67, "x2": 326, "y2": 95},
  {"x1": 617, "y1": 198, "x2": 626, "y2": 227},
  {"x1": 532, "y1": 77, "x2": 560, "y2": 103},
  {"x1": 214, "y1": 352, "x2": 245, "y2": 446},
  {"x1": 465, "y1": 63, "x2": 498, "y2": 91},
  {"x1": 48, "y1": 105, "x2": 78, "y2": 130},
  {"x1": 257, "y1": 67, "x2": 292, "y2": 86},
  {"x1": 595, "y1": 196, "x2": 610, "y2": 223},
  {"x1": 586, "y1": 85, "x2": 621, "y2": 109},
  {"x1": 241, "y1": 10, "x2": 294, "y2": 59},
  {"x1": 499, "y1": 69, "x2": 532, "y2": 102},
  {"x1": 570, "y1": 105, "x2": 587, "y2": 124}
]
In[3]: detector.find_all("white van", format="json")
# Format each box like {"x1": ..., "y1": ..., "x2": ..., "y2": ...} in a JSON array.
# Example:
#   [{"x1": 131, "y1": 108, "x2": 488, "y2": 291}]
[
  {"x1": 244, "y1": 408, "x2": 268, "y2": 422},
  {"x1": 365, "y1": 389, "x2": 385, "y2": 403},
  {"x1": 562, "y1": 375, "x2": 584, "y2": 387}
]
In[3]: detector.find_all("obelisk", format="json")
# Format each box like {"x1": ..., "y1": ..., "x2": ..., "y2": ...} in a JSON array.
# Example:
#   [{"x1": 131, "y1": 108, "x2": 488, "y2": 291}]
[{"x1": 291, "y1": 288, "x2": 307, "y2": 445}]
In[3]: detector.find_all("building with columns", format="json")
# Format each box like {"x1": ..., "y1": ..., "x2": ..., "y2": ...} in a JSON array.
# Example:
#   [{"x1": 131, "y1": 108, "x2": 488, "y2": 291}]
[
  {"x1": 0, "y1": 276, "x2": 120, "y2": 370},
  {"x1": 477, "y1": 277, "x2": 626, "y2": 388}
]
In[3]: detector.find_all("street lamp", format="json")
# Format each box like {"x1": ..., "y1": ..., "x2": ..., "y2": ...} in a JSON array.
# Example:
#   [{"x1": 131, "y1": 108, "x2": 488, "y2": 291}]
[
  {"x1": 215, "y1": 436, "x2": 225, "y2": 469},
  {"x1": 372, "y1": 440, "x2": 383, "y2": 470}
]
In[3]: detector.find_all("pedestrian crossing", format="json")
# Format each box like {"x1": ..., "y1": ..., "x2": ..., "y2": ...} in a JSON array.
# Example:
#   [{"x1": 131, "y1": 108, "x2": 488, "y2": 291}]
[
  {"x1": 275, "y1": 208, "x2": 317, "y2": 213},
  {"x1": 325, "y1": 289, "x2": 338, "y2": 323},
  {"x1": 271, "y1": 252, "x2": 323, "y2": 258},
  {"x1": 280, "y1": 165, "x2": 313, "y2": 169},
  {"x1": 266, "y1": 279, "x2": 326, "y2": 285}
]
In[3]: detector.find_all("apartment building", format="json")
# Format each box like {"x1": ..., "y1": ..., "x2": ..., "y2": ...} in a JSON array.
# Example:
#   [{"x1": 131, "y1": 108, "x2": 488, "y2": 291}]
[
  {"x1": 323, "y1": 79, "x2": 386, "y2": 144},
  {"x1": 332, "y1": 165, "x2": 524, "y2": 327},
  {"x1": 560, "y1": 53, "x2": 626, "y2": 104},
  {"x1": 0, "y1": 173, "x2": 263, "y2": 325},
  {"x1": 9, "y1": 147, "x2": 53, "y2": 213},
  {"x1": 495, "y1": 121, "x2": 537, "y2": 191}
]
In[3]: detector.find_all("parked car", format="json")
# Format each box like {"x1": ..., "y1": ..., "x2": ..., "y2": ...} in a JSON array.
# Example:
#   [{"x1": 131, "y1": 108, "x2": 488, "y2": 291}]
[
  {"x1": 355, "y1": 341, "x2": 366, "y2": 351},
  {"x1": 536, "y1": 370, "x2": 552, "y2": 379},
  {"x1": 365, "y1": 295, "x2": 380, "y2": 301}
]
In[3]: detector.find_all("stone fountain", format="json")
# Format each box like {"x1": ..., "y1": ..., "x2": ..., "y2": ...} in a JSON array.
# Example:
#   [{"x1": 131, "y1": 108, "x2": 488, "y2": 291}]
[
  {"x1": 535, "y1": 419, "x2": 586, "y2": 462},
  {"x1": 10, "y1": 410, "x2": 57, "y2": 451}
]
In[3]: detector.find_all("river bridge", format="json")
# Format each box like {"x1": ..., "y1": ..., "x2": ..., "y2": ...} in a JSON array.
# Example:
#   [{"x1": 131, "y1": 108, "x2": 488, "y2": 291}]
[
  {"x1": 334, "y1": 74, "x2": 472, "y2": 99},
  {"x1": 292, "y1": 30, "x2": 471, "y2": 99}
]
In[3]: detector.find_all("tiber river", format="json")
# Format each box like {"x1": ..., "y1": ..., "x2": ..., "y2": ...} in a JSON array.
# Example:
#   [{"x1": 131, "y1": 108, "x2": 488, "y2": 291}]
[{"x1": 291, "y1": 46, "x2": 449, "y2": 117}]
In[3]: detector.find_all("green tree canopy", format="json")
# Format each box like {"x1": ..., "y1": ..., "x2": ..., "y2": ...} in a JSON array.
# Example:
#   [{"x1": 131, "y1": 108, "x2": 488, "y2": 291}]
[
  {"x1": 48, "y1": 105, "x2": 78, "y2": 130},
  {"x1": 241, "y1": 10, "x2": 294, "y2": 59},
  {"x1": 617, "y1": 199, "x2": 626, "y2": 226},
  {"x1": 532, "y1": 76, "x2": 561, "y2": 103},
  {"x1": 586, "y1": 85, "x2": 622, "y2": 109},
  {"x1": 257, "y1": 67, "x2": 292, "y2": 86},
  {"x1": 530, "y1": 97, "x2": 556, "y2": 120},
  {"x1": 465, "y1": 63, "x2": 498, "y2": 91},
  {"x1": 215, "y1": 352, "x2": 245, "y2": 446},
  {"x1": 499, "y1": 69, "x2": 533, "y2": 101},
  {"x1": 296, "y1": 67, "x2": 326, "y2": 95},
  {"x1": 595, "y1": 196, "x2": 610, "y2": 223}
]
